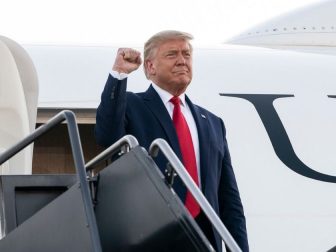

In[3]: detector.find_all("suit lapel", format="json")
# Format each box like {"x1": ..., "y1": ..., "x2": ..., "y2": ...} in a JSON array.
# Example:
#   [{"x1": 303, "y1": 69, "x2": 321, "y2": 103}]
[
  {"x1": 142, "y1": 85, "x2": 187, "y2": 201},
  {"x1": 142, "y1": 85, "x2": 183, "y2": 161},
  {"x1": 141, "y1": 86, "x2": 210, "y2": 197},
  {"x1": 186, "y1": 96, "x2": 210, "y2": 192}
]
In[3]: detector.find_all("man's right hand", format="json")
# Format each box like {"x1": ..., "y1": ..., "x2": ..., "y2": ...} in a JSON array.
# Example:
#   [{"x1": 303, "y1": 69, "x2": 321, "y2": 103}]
[{"x1": 112, "y1": 48, "x2": 142, "y2": 74}]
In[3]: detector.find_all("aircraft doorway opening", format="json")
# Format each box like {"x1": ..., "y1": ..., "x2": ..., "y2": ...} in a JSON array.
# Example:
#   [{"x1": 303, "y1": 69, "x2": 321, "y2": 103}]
[{"x1": 33, "y1": 108, "x2": 102, "y2": 174}]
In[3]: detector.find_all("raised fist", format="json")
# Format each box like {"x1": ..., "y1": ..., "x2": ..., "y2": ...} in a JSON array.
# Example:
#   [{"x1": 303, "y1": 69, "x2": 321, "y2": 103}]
[{"x1": 112, "y1": 48, "x2": 142, "y2": 74}]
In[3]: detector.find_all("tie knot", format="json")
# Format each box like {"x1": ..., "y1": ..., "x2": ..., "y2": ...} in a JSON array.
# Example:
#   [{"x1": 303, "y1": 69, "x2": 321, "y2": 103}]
[{"x1": 170, "y1": 96, "x2": 180, "y2": 106}]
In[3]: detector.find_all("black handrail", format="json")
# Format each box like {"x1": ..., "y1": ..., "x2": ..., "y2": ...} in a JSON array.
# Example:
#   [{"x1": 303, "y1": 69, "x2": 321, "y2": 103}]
[{"x1": 0, "y1": 110, "x2": 102, "y2": 252}]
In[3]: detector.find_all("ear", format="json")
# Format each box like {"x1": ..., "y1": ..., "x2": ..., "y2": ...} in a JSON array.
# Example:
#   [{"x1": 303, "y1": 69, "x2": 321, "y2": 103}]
[{"x1": 145, "y1": 59, "x2": 156, "y2": 76}]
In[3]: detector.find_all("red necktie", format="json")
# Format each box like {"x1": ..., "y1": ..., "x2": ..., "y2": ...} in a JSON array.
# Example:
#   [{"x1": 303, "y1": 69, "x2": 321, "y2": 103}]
[{"x1": 170, "y1": 96, "x2": 200, "y2": 218}]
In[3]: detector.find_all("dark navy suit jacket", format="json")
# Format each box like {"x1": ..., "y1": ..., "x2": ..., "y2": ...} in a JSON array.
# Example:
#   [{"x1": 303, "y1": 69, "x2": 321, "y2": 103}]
[{"x1": 95, "y1": 75, "x2": 249, "y2": 252}]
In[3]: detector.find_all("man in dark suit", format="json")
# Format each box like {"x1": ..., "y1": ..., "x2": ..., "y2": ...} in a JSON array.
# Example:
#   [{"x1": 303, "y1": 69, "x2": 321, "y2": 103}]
[{"x1": 95, "y1": 30, "x2": 248, "y2": 252}]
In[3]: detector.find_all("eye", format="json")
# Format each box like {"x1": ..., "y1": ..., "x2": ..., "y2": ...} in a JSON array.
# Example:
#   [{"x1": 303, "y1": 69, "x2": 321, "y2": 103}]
[
  {"x1": 184, "y1": 51, "x2": 191, "y2": 57},
  {"x1": 166, "y1": 52, "x2": 176, "y2": 58}
]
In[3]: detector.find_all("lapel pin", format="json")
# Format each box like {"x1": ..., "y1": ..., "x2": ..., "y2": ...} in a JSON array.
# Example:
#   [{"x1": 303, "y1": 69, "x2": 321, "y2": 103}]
[{"x1": 201, "y1": 114, "x2": 206, "y2": 119}]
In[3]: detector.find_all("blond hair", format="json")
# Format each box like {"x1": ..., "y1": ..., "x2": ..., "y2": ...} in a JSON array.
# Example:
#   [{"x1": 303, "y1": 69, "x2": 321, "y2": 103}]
[{"x1": 143, "y1": 30, "x2": 193, "y2": 79}]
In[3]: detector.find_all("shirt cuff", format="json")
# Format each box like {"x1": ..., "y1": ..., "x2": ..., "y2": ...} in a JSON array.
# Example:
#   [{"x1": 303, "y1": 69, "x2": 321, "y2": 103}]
[{"x1": 110, "y1": 70, "x2": 128, "y2": 80}]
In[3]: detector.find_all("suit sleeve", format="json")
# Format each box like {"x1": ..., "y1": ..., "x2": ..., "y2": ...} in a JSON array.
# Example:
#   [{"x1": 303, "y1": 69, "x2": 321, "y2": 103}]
[
  {"x1": 95, "y1": 74, "x2": 128, "y2": 147},
  {"x1": 218, "y1": 119, "x2": 249, "y2": 252}
]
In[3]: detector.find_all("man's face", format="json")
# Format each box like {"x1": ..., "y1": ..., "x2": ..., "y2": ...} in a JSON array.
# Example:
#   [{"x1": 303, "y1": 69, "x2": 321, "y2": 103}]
[{"x1": 146, "y1": 39, "x2": 193, "y2": 96}]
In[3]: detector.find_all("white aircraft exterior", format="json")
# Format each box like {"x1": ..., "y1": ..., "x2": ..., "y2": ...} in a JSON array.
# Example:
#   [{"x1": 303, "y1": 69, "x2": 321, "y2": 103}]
[{"x1": 2, "y1": 0, "x2": 335, "y2": 251}]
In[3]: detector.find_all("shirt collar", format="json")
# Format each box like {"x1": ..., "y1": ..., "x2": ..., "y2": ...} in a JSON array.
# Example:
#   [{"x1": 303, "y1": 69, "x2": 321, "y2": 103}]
[{"x1": 151, "y1": 82, "x2": 187, "y2": 106}]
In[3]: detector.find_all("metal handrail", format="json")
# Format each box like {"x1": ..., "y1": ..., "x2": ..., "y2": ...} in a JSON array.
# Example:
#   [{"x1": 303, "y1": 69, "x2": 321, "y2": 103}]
[
  {"x1": 0, "y1": 110, "x2": 102, "y2": 252},
  {"x1": 149, "y1": 138, "x2": 242, "y2": 252},
  {"x1": 85, "y1": 135, "x2": 138, "y2": 172}
]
